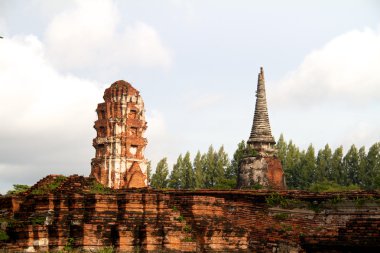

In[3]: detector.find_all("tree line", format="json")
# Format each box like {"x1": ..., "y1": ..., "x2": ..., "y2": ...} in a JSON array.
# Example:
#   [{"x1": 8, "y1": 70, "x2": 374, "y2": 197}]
[
  {"x1": 276, "y1": 134, "x2": 380, "y2": 191},
  {"x1": 149, "y1": 134, "x2": 380, "y2": 191},
  {"x1": 149, "y1": 145, "x2": 236, "y2": 190}
]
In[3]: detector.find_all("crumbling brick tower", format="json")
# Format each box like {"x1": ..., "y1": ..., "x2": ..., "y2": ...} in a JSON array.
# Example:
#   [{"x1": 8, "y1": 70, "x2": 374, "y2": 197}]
[
  {"x1": 238, "y1": 67, "x2": 286, "y2": 189},
  {"x1": 90, "y1": 80, "x2": 148, "y2": 189}
]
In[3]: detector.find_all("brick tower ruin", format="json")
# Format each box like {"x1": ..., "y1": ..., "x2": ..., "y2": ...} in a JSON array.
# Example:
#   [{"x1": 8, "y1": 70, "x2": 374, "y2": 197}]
[
  {"x1": 90, "y1": 80, "x2": 148, "y2": 189},
  {"x1": 238, "y1": 67, "x2": 285, "y2": 189}
]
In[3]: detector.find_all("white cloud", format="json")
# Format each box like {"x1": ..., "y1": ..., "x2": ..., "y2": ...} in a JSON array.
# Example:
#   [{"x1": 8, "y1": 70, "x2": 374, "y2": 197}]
[
  {"x1": 271, "y1": 26, "x2": 380, "y2": 107},
  {"x1": 0, "y1": 35, "x2": 101, "y2": 132},
  {"x1": 0, "y1": 35, "x2": 102, "y2": 193},
  {"x1": 45, "y1": 0, "x2": 172, "y2": 72}
]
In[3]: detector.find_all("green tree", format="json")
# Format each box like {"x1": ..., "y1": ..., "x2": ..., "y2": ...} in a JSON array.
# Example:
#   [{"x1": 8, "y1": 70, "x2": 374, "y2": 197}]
[
  {"x1": 276, "y1": 134, "x2": 287, "y2": 168},
  {"x1": 181, "y1": 152, "x2": 195, "y2": 189},
  {"x1": 284, "y1": 140, "x2": 299, "y2": 172},
  {"x1": 214, "y1": 146, "x2": 231, "y2": 189},
  {"x1": 204, "y1": 145, "x2": 222, "y2": 188},
  {"x1": 316, "y1": 144, "x2": 332, "y2": 183},
  {"x1": 193, "y1": 151, "x2": 205, "y2": 189},
  {"x1": 225, "y1": 140, "x2": 246, "y2": 189},
  {"x1": 150, "y1": 158, "x2": 169, "y2": 189},
  {"x1": 169, "y1": 155, "x2": 183, "y2": 189},
  {"x1": 331, "y1": 146, "x2": 344, "y2": 184},
  {"x1": 357, "y1": 146, "x2": 367, "y2": 187},
  {"x1": 298, "y1": 144, "x2": 316, "y2": 189},
  {"x1": 7, "y1": 184, "x2": 30, "y2": 195},
  {"x1": 283, "y1": 140, "x2": 301, "y2": 189},
  {"x1": 364, "y1": 142, "x2": 380, "y2": 189},
  {"x1": 343, "y1": 145, "x2": 359, "y2": 185}
]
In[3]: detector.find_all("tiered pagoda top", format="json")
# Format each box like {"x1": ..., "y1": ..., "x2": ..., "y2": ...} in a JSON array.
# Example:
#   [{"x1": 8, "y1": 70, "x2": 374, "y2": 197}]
[{"x1": 247, "y1": 67, "x2": 276, "y2": 155}]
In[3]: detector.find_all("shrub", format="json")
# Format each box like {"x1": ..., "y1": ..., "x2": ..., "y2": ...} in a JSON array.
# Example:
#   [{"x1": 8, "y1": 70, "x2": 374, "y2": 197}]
[
  {"x1": 95, "y1": 247, "x2": 115, "y2": 253},
  {"x1": 274, "y1": 213, "x2": 289, "y2": 220},
  {"x1": 266, "y1": 193, "x2": 288, "y2": 208},
  {"x1": 0, "y1": 230, "x2": 9, "y2": 241},
  {"x1": 182, "y1": 236, "x2": 194, "y2": 242},
  {"x1": 64, "y1": 237, "x2": 75, "y2": 251},
  {"x1": 308, "y1": 181, "x2": 360, "y2": 192},
  {"x1": 31, "y1": 216, "x2": 45, "y2": 226},
  {"x1": 175, "y1": 215, "x2": 184, "y2": 222},
  {"x1": 7, "y1": 184, "x2": 30, "y2": 195},
  {"x1": 89, "y1": 181, "x2": 113, "y2": 194},
  {"x1": 184, "y1": 224, "x2": 192, "y2": 233},
  {"x1": 32, "y1": 176, "x2": 67, "y2": 194}
]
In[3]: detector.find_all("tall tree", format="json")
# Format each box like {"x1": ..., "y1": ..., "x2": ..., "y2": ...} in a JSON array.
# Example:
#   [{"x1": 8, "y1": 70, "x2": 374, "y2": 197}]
[
  {"x1": 299, "y1": 144, "x2": 316, "y2": 189},
  {"x1": 284, "y1": 140, "x2": 300, "y2": 173},
  {"x1": 204, "y1": 145, "x2": 217, "y2": 188},
  {"x1": 364, "y1": 142, "x2": 380, "y2": 189},
  {"x1": 343, "y1": 145, "x2": 359, "y2": 185},
  {"x1": 168, "y1": 155, "x2": 183, "y2": 189},
  {"x1": 225, "y1": 140, "x2": 246, "y2": 189},
  {"x1": 331, "y1": 146, "x2": 344, "y2": 184},
  {"x1": 316, "y1": 144, "x2": 332, "y2": 182},
  {"x1": 357, "y1": 146, "x2": 367, "y2": 187},
  {"x1": 284, "y1": 140, "x2": 301, "y2": 189},
  {"x1": 214, "y1": 146, "x2": 231, "y2": 188},
  {"x1": 150, "y1": 158, "x2": 169, "y2": 189},
  {"x1": 182, "y1": 152, "x2": 195, "y2": 189},
  {"x1": 276, "y1": 134, "x2": 287, "y2": 168},
  {"x1": 193, "y1": 151, "x2": 205, "y2": 189},
  {"x1": 216, "y1": 146, "x2": 230, "y2": 178}
]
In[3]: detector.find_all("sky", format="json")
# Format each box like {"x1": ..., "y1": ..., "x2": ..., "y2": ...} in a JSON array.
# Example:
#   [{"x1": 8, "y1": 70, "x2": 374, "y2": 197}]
[{"x1": 1, "y1": 0, "x2": 380, "y2": 193}]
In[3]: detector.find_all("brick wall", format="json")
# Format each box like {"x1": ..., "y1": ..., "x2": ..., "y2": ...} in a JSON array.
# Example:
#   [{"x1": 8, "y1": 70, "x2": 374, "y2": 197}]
[{"x1": 1, "y1": 179, "x2": 379, "y2": 252}]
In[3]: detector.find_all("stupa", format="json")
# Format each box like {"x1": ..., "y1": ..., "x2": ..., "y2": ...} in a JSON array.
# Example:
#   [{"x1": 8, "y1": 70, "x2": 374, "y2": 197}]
[
  {"x1": 238, "y1": 67, "x2": 285, "y2": 189},
  {"x1": 90, "y1": 80, "x2": 148, "y2": 189}
]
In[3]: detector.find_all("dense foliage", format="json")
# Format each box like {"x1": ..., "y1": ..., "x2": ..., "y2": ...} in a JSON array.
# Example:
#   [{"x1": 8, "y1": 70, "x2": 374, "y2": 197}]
[
  {"x1": 5, "y1": 137, "x2": 379, "y2": 193},
  {"x1": 6, "y1": 184, "x2": 30, "y2": 195},
  {"x1": 276, "y1": 134, "x2": 380, "y2": 190},
  {"x1": 151, "y1": 135, "x2": 380, "y2": 190}
]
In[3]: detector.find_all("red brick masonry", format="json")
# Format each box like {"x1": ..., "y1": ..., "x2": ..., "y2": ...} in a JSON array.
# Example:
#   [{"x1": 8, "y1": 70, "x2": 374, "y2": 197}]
[
  {"x1": 0, "y1": 175, "x2": 379, "y2": 252},
  {"x1": 90, "y1": 80, "x2": 148, "y2": 189}
]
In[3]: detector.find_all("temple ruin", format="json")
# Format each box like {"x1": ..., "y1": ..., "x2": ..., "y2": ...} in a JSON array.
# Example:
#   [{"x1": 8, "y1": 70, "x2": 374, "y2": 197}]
[
  {"x1": 238, "y1": 67, "x2": 285, "y2": 189},
  {"x1": 1, "y1": 184, "x2": 379, "y2": 252},
  {"x1": 1, "y1": 74, "x2": 379, "y2": 252},
  {"x1": 90, "y1": 80, "x2": 148, "y2": 189}
]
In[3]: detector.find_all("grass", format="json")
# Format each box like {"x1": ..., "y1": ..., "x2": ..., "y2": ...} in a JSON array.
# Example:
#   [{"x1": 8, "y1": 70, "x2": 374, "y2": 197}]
[
  {"x1": 64, "y1": 237, "x2": 75, "y2": 251},
  {"x1": 266, "y1": 193, "x2": 305, "y2": 209},
  {"x1": 0, "y1": 230, "x2": 9, "y2": 241},
  {"x1": 6, "y1": 184, "x2": 30, "y2": 195},
  {"x1": 31, "y1": 175, "x2": 67, "y2": 194},
  {"x1": 96, "y1": 247, "x2": 115, "y2": 253},
  {"x1": 175, "y1": 215, "x2": 184, "y2": 222},
  {"x1": 279, "y1": 224, "x2": 292, "y2": 233},
  {"x1": 273, "y1": 213, "x2": 289, "y2": 220},
  {"x1": 266, "y1": 193, "x2": 289, "y2": 208},
  {"x1": 182, "y1": 236, "x2": 194, "y2": 242},
  {"x1": 31, "y1": 216, "x2": 45, "y2": 226},
  {"x1": 183, "y1": 224, "x2": 192, "y2": 233},
  {"x1": 89, "y1": 181, "x2": 113, "y2": 194},
  {"x1": 308, "y1": 181, "x2": 361, "y2": 192}
]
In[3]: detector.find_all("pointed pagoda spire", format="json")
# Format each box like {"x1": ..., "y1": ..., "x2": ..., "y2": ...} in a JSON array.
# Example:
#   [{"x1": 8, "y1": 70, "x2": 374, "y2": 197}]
[{"x1": 247, "y1": 67, "x2": 275, "y2": 154}]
